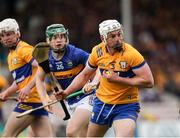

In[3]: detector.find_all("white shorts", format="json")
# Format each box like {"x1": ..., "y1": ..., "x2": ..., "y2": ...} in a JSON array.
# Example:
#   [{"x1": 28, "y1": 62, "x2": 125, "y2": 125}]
[
  {"x1": 48, "y1": 94, "x2": 94, "y2": 126},
  {"x1": 66, "y1": 94, "x2": 94, "y2": 114}
]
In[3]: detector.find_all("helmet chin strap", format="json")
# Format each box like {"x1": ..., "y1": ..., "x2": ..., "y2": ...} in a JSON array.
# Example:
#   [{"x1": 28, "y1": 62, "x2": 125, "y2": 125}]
[
  {"x1": 51, "y1": 46, "x2": 66, "y2": 60},
  {"x1": 53, "y1": 48, "x2": 65, "y2": 53},
  {"x1": 52, "y1": 45, "x2": 66, "y2": 54}
]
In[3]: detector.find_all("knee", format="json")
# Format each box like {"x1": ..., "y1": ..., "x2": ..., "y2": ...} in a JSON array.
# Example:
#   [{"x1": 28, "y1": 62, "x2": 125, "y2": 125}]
[{"x1": 66, "y1": 127, "x2": 78, "y2": 137}]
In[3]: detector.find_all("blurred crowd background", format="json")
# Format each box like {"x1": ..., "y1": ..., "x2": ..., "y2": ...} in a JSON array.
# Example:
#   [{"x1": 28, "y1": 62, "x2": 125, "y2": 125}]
[{"x1": 0, "y1": 0, "x2": 179, "y2": 137}]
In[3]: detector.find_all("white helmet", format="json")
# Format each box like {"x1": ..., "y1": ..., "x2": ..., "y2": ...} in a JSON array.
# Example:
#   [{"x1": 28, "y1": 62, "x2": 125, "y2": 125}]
[
  {"x1": 0, "y1": 18, "x2": 20, "y2": 34},
  {"x1": 99, "y1": 19, "x2": 123, "y2": 40}
]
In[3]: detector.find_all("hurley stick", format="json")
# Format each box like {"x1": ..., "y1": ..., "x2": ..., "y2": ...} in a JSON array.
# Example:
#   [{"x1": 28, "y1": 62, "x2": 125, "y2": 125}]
[
  {"x1": 16, "y1": 87, "x2": 96, "y2": 118},
  {"x1": 32, "y1": 42, "x2": 70, "y2": 120},
  {"x1": 0, "y1": 96, "x2": 18, "y2": 102},
  {"x1": 16, "y1": 99, "x2": 59, "y2": 118}
]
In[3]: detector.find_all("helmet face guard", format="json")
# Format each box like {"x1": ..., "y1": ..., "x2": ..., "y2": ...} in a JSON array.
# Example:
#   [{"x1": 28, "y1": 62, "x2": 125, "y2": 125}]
[{"x1": 99, "y1": 19, "x2": 123, "y2": 44}]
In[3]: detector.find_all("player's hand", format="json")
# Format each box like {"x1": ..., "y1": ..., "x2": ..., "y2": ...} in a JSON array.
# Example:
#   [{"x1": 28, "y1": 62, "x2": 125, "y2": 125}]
[
  {"x1": 18, "y1": 86, "x2": 30, "y2": 102},
  {"x1": 102, "y1": 68, "x2": 119, "y2": 82},
  {"x1": 42, "y1": 97, "x2": 53, "y2": 113},
  {"x1": 82, "y1": 83, "x2": 96, "y2": 94},
  {"x1": 0, "y1": 91, "x2": 8, "y2": 101},
  {"x1": 53, "y1": 90, "x2": 67, "y2": 100}
]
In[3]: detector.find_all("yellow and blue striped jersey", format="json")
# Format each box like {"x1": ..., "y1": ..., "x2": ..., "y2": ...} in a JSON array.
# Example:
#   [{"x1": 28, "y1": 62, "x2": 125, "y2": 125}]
[
  {"x1": 7, "y1": 41, "x2": 41, "y2": 103},
  {"x1": 88, "y1": 42, "x2": 145, "y2": 104},
  {"x1": 48, "y1": 44, "x2": 90, "y2": 104}
]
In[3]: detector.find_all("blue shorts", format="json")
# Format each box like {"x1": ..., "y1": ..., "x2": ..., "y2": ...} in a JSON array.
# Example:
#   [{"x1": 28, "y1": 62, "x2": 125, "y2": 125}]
[
  {"x1": 14, "y1": 102, "x2": 48, "y2": 116},
  {"x1": 91, "y1": 97, "x2": 140, "y2": 127}
]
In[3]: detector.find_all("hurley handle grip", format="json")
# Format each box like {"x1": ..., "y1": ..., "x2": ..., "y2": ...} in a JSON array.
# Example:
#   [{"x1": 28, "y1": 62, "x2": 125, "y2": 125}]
[{"x1": 54, "y1": 86, "x2": 70, "y2": 120}]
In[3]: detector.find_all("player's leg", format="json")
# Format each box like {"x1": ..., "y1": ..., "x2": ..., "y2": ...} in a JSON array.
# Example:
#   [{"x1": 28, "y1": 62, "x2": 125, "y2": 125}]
[
  {"x1": 113, "y1": 118, "x2": 136, "y2": 137},
  {"x1": 2, "y1": 111, "x2": 34, "y2": 137},
  {"x1": 87, "y1": 122, "x2": 109, "y2": 137},
  {"x1": 111, "y1": 102, "x2": 140, "y2": 137},
  {"x1": 48, "y1": 92, "x2": 66, "y2": 136},
  {"x1": 27, "y1": 126, "x2": 35, "y2": 137},
  {"x1": 66, "y1": 108, "x2": 91, "y2": 137},
  {"x1": 78, "y1": 122, "x2": 88, "y2": 136},
  {"x1": 27, "y1": 102, "x2": 61, "y2": 137},
  {"x1": 30, "y1": 115, "x2": 53, "y2": 137},
  {"x1": 66, "y1": 94, "x2": 93, "y2": 137},
  {"x1": 86, "y1": 97, "x2": 109, "y2": 137}
]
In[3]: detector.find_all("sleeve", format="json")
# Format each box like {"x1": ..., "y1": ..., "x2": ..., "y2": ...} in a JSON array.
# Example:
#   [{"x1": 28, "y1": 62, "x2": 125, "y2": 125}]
[
  {"x1": 74, "y1": 48, "x2": 89, "y2": 65},
  {"x1": 129, "y1": 47, "x2": 146, "y2": 70},
  {"x1": 88, "y1": 47, "x2": 98, "y2": 68},
  {"x1": 18, "y1": 45, "x2": 34, "y2": 63}
]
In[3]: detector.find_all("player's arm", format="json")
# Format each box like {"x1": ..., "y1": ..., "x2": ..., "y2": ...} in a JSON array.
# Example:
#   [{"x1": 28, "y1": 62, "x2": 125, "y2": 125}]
[
  {"x1": 36, "y1": 66, "x2": 53, "y2": 112},
  {"x1": 21, "y1": 45, "x2": 39, "y2": 89},
  {"x1": 131, "y1": 62, "x2": 154, "y2": 87},
  {"x1": 90, "y1": 68, "x2": 101, "y2": 86},
  {"x1": 61, "y1": 65, "x2": 96, "y2": 98},
  {"x1": 18, "y1": 59, "x2": 39, "y2": 101},
  {"x1": 36, "y1": 66, "x2": 51, "y2": 104},
  {"x1": 0, "y1": 81, "x2": 18, "y2": 100},
  {"x1": 103, "y1": 62, "x2": 154, "y2": 88},
  {"x1": 25, "y1": 59, "x2": 39, "y2": 89},
  {"x1": 83, "y1": 68, "x2": 101, "y2": 93}
]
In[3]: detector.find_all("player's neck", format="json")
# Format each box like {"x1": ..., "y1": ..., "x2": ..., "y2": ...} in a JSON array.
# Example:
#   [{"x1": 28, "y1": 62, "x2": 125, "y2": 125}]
[
  {"x1": 7, "y1": 39, "x2": 20, "y2": 51},
  {"x1": 106, "y1": 46, "x2": 117, "y2": 55},
  {"x1": 106, "y1": 44, "x2": 123, "y2": 55},
  {"x1": 52, "y1": 51, "x2": 65, "y2": 60}
]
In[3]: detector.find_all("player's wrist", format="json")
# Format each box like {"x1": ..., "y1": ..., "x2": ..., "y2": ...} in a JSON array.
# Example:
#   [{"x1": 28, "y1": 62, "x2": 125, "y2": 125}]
[
  {"x1": 63, "y1": 91, "x2": 69, "y2": 98},
  {"x1": 5, "y1": 89, "x2": 11, "y2": 97}
]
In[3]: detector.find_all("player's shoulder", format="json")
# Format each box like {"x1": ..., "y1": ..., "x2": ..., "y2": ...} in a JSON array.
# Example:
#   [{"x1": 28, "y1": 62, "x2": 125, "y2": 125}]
[
  {"x1": 18, "y1": 40, "x2": 32, "y2": 47},
  {"x1": 124, "y1": 42, "x2": 135, "y2": 50},
  {"x1": 92, "y1": 42, "x2": 104, "y2": 49},
  {"x1": 16, "y1": 40, "x2": 33, "y2": 52},
  {"x1": 67, "y1": 44, "x2": 88, "y2": 55},
  {"x1": 123, "y1": 42, "x2": 144, "y2": 62},
  {"x1": 67, "y1": 44, "x2": 78, "y2": 52},
  {"x1": 123, "y1": 42, "x2": 140, "y2": 54},
  {"x1": 91, "y1": 42, "x2": 105, "y2": 53}
]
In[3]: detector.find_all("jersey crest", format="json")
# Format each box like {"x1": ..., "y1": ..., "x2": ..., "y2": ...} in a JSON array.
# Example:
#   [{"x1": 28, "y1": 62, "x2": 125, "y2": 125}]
[
  {"x1": 96, "y1": 47, "x2": 103, "y2": 58},
  {"x1": 119, "y1": 61, "x2": 127, "y2": 69}
]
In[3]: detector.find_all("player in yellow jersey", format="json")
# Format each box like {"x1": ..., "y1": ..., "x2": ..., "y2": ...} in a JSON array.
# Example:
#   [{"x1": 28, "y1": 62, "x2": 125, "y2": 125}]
[
  {"x1": 54, "y1": 19, "x2": 154, "y2": 137},
  {"x1": 0, "y1": 18, "x2": 52, "y2": 137}
]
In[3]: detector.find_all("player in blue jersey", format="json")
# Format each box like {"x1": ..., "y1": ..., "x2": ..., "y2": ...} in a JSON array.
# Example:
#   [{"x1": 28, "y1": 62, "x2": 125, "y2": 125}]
[{"x1": 36, "y1": 24, "x2": 95, "y2": 137}]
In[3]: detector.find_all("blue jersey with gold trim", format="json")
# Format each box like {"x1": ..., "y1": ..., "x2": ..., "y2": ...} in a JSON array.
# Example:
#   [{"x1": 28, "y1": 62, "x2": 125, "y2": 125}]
[
  {"x1": 48, "y1": 44, "x2": 89, "y2": 104},
  {"x1": 88, "y1": 42, "x2": 145, "y2": 104}
]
